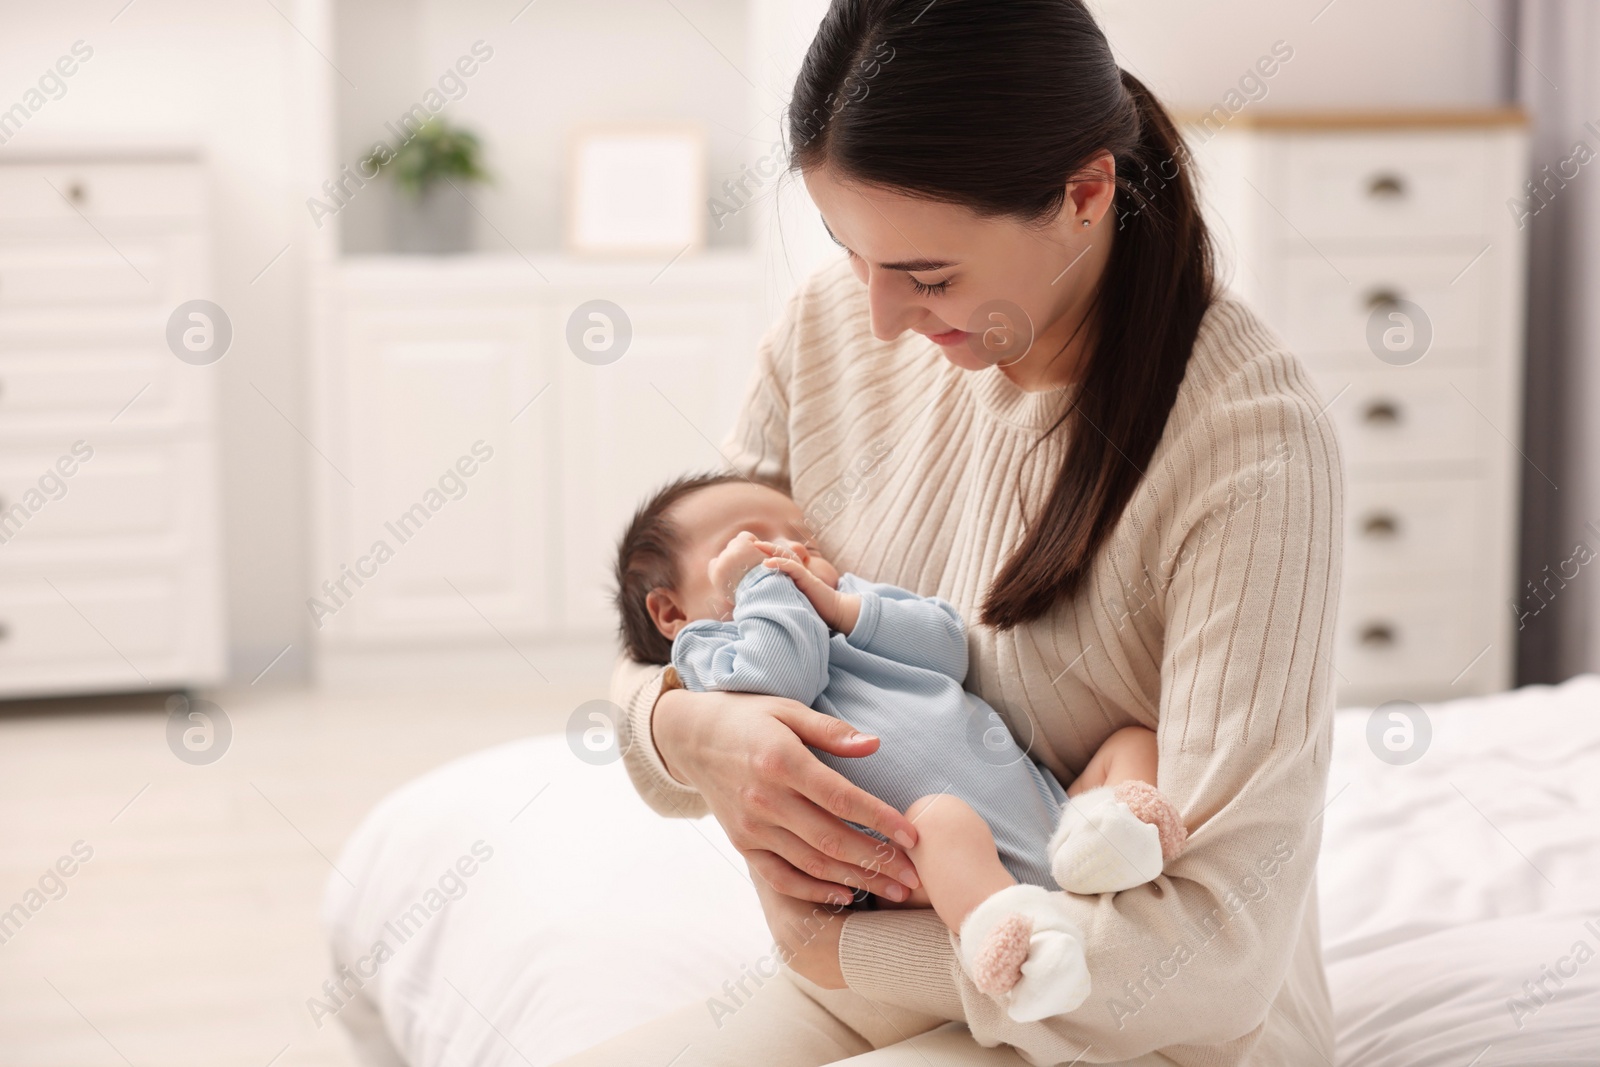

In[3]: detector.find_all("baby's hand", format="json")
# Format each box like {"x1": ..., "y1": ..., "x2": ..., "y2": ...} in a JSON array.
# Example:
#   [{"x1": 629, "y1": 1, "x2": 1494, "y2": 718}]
[
  {"x1": 707, "y1": 531, "x2": 776, "y2": 605},
  {"x1": 764, "y1": 555, "x2": 861, "y2": 636}
]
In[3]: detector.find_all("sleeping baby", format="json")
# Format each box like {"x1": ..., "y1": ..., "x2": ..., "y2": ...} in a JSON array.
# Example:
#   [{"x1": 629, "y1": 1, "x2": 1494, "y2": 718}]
[{"x1": 613, "y1": 472, "x2": 1189, "y2": 1022}]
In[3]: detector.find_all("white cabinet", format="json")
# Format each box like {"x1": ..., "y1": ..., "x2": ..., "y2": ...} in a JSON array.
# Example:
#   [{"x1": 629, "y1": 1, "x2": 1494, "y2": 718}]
[
  {"x1": 1201, "y1": 116, "x2": 1528, "y2": 705},
  {"x1": 0, "y1": 153, "x2": 226, "y2": 699},
  {"x1": 557, "y1": 295, "x2": 760, "y2": 633},
  {"x1": 310, "y1": 253, "x2": 761, "y2": 683},
  {"x1": 317, "y1": 283, "x2": 550, "y2": 643}
]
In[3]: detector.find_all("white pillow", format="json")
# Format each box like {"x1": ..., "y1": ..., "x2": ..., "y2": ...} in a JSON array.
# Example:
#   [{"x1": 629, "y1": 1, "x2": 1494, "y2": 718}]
[{"x1": 322, "y1": 735, "x2": 772, "y2": 1067}]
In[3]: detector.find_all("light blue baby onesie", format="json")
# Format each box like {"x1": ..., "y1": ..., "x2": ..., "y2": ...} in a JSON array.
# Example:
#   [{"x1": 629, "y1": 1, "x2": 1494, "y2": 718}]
[{"x1": 672, "y1": 567, "x2": 1068, "y2": 888}]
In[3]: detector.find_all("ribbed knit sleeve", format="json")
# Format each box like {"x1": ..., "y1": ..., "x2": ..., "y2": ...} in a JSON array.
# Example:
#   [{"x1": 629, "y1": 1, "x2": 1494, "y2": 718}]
[
  {"x1": 672, "y1": 569, "x2": 832, "y2": 704},
  {"x1": 609, "y1": 655, "x2": 704, "y2": 818},
  {"x1": 838, "y1": 338, "x2": 1343, "y2": 1064}
]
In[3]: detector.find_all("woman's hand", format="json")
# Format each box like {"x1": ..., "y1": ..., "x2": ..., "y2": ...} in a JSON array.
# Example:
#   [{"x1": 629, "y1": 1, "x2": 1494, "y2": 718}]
[
  {"x1": 652, "y1": 686, "x2": 923, "y2": 904},
  {"x1": 753, "y1": 873, "x2": 849, "y2": 989}
]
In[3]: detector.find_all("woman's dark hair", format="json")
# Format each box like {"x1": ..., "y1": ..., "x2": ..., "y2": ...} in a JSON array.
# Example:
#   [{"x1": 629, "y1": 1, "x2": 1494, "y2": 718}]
[{"x1": 787, "y1": 0, "x2": 1215, "y2": 629}]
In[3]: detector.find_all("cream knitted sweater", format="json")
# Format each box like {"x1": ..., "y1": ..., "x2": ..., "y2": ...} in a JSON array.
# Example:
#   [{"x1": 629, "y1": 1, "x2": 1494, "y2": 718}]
[{"x1": 611, "y1": 256, "x2": 1343, "y2": 1066}]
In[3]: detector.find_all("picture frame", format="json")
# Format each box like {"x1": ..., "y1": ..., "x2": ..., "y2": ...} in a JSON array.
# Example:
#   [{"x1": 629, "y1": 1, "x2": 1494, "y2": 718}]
[{"x1": 566, "y1": 125, "x2": 707, "y2": 256}]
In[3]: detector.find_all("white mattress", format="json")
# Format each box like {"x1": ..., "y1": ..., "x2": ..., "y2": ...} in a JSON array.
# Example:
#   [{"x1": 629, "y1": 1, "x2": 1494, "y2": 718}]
[{"x1": 323, "y1": 677, "x2": 1600, "y2": 1066}]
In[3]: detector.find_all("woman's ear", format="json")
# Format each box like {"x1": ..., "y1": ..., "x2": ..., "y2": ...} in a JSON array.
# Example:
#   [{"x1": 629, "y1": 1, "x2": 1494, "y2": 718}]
[
  {"x1": 645, "y1": 588, "x2": 689, "y2": 640},
  {"x1": 1063, "y1": 150, "x2": 1118, "y2": 228}
]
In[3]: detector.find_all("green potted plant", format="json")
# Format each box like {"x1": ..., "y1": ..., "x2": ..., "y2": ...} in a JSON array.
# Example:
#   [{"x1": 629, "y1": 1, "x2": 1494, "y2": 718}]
[{"x1": 365, "y1": 119, "x2": 490, "y2": 254}]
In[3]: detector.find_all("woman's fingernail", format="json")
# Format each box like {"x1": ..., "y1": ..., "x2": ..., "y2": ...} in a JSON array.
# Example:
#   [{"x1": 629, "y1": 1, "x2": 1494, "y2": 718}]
[
  {"x1": 897, "y1": 870, "x2": 920, "y2": 890},
  {"x1": 886, "y1": 883, "x2": 907, "y2": 902},
  {"x1": 848, "y1": 732, "x2": 876, "y2": 744},
  {"x1": 892, "y1": 831, "x2": 916, "y2": 850}
]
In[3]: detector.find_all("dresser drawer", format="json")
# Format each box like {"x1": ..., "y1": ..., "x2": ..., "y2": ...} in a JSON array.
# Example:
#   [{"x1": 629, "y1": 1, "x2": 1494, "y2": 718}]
[
  {"x1": 0, "y1": 441, "x2": 207, "y2": 556},
  {"x1": 1308, "y1": 366, "x2": 1484, "y2": 466},
  {"x1": 1335, "y1": 584, "x2": 1494, "y2": 697},
  {"x1": 0, "y1": 162, "x2": 205, "y2": 223},
  {"x1": 0, "y1": 240, "x2": 172, "y2": 308},
  {"x1": 0, "y1": 572, "x2": 183, "y2": 674},
  {"x1": 1344, "y1": 476, "x2": 1483, "y2": 578},
  {"x1": 1277, "y1": 132, "x2": 1493, "y2": 242},
  {"x1": 0, "y1": 344, "x2": 210, "y2": 432},
  {"x1": 1278, "y1": 251, "x2": 1490, "y2": 360}
]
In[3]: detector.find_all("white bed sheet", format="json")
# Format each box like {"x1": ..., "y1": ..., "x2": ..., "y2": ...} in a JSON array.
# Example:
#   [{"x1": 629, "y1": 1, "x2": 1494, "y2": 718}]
[
  {"x1": 323, "y1": 677, "x2": 1600, "y2": 1066},
  {"x1": 1319, "y1": 677, "x2": 1600, "y2": 1065}
]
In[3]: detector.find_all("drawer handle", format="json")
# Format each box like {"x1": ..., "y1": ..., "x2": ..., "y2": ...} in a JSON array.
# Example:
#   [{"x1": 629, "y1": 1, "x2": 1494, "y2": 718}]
[
  {"x1": 1367, "y1": 173, "x2": 1406, "y2": 199},
  {"x1": 1362, "y1": 512, "x2": 1400, "y2": 538},
  {"x1": 0, "y1": 622, "x2": 9, "y2": 642},
  {"x1": 67, "y1": 181, "x2": 88, "y2": 205},
  {"x1": 1365, "y1": 287, "x2": 1403, "y2": 312},
  {"x1": 1359, "y1": 622, "x2": 1397, "y2": 648},
  {"x1": 1362, "y1": 399, "x2": 1402, "y2": 426}
]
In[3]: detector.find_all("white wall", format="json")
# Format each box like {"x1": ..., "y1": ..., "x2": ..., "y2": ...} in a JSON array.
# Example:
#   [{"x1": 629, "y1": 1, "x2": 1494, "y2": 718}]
[
  {"x1": 1090, "y1": 0, "x2": 1511, "y2": 109},
  {"x1": 1, "y1": 0, "x2": 1512, "y2": 687},
  {"x1": 333, "y1": 0, "x2": 759, "y2": 255}
]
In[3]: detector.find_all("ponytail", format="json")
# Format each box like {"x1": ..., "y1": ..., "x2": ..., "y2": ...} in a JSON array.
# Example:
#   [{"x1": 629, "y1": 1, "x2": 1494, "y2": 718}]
[
  {"x1": 983, "y1": 70, "x2": 1214, "y2": 628},
  {"x1": 788, "y1": 1, "x2": 1215, "y2": 629}
]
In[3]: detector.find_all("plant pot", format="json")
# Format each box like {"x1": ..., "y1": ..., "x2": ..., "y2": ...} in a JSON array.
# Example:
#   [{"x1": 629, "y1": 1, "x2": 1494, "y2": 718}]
[{"x1": 390, "y1": 183, "x2": 474, "y2": 254}]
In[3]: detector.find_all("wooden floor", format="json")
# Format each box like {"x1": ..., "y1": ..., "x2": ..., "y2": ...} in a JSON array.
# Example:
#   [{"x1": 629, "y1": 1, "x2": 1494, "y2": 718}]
[{"x1": 0, "y1": 683, "x2": 584, "y2": 1067}]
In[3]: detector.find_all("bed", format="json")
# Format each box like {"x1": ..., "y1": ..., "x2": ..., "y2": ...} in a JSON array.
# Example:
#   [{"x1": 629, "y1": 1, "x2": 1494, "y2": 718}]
[{"x1": 323, "y1": 677, "x2": 1600, "y2": 1066}]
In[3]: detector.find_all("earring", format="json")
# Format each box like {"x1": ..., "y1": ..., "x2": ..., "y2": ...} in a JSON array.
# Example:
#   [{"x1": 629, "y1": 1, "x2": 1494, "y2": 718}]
[{"x1": 1081, "y1": 219, "x2": 1091, "y2": 227}]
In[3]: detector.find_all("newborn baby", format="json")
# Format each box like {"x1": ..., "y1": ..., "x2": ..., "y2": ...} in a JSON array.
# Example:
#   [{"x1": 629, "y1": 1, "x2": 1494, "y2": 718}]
[{"x1": 614, "y1": 472, "x2": 1188, "y2": 1022}]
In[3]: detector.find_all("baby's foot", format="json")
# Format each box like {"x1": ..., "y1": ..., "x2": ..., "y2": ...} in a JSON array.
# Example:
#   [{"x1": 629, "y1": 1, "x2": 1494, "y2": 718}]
[
  {"x1": 968, "y1": 913, "x2": 1032, "y2": 995},
  {"x1": 959, "y1": 884, "x2": 1090, "y2": 1023},
  {"x1": 1049, "y1": 781, "x2": 1188, "y2": 895}
]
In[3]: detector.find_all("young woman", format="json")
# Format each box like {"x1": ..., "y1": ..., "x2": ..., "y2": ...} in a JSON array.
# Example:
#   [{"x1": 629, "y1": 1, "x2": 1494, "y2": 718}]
[{"x1": 569, "y1": 1, "x2": 1341, "y2": 1063}]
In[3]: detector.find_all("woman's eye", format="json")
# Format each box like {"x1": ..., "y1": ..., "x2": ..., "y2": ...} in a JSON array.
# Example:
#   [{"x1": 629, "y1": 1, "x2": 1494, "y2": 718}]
[{"x1": 909, "y1": 275, "x2": 951, "y2": 297}]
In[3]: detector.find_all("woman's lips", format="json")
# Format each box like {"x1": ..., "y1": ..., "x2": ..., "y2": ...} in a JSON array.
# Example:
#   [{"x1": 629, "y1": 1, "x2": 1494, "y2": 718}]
[{"x1": 923, "y1": 328, "x2": 969, "y2": 347}]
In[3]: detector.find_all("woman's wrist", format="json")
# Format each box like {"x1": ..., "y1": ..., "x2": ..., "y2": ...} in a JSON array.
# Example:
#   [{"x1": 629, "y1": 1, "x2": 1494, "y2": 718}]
[{"x1": 651, "y1": 684, "x2": 698, "y2": 788}]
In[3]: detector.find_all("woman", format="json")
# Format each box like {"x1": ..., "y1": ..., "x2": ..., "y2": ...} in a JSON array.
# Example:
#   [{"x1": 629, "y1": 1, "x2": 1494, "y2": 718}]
[{"x1": 572, "y1": 0, "x2": 1341, "y2": 1063}]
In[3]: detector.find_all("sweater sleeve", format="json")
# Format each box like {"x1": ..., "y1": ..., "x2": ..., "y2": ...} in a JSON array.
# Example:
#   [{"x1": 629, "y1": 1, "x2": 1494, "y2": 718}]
[
  {"x1": 610, "y1": 280, "x2": 803, "y2": 819},
  {"x1": 839, "y1": 351, "x2": 1344, "y2": 1063}
]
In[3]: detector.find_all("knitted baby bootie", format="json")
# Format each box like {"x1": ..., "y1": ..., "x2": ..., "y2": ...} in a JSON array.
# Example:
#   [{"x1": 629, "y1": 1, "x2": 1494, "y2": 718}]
[
  {"x1": 959, "y1": 884, "x2": 1091, "y2": 1023},
  {"x1": 1049, "y1": 781, "x2": 1187, "y2": 895}
]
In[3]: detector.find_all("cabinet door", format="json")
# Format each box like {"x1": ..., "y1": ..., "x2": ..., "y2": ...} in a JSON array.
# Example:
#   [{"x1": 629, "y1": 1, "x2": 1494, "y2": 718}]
[
  {"x1": 556, "y1": 294, "x2": 759, "y2": 635},
  {"x1": 319, "y1": 296, "x2": 550, "y2": 643}
]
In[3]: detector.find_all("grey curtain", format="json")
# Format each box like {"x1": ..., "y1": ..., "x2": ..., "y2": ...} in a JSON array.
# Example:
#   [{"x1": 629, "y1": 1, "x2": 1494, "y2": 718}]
[{"x1": 1516, "y1": 1, "x2": 1600, "y2": 683}]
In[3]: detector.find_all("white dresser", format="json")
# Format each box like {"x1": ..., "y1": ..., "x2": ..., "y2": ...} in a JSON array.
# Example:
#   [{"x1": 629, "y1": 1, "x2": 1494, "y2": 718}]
[
  {"x1": 1199, "y1": 112, "x2": 1529, "y2": 705},
  {"x1": 0, "y1": 152, "x2": 226, "y2": 699}
]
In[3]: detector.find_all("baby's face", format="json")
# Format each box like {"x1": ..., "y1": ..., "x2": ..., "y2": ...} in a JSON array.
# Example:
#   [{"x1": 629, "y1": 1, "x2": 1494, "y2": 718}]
[{"x1": 662, "y1": 481, "x2": 840, "y2": 629}]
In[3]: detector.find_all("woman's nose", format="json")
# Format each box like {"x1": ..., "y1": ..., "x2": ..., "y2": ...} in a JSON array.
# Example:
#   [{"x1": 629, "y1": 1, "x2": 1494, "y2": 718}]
[{"x1": 864, "y1": 268, "x2": 918, "y2": 341}]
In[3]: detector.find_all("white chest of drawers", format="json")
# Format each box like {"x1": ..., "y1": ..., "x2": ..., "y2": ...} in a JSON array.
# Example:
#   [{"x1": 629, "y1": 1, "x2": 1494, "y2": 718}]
[
  {"x1": 0, "y1": 152, "x2": 226, "y2": 699},
  {"x1": 1199, "y1": 113, "x2": 1529, "y2": 705}
]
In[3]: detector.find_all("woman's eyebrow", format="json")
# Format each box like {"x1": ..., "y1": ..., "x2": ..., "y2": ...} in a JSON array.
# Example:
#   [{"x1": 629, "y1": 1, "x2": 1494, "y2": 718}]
[{"x1": 821, "y1": 219, "x2": 953, "y2": 273}]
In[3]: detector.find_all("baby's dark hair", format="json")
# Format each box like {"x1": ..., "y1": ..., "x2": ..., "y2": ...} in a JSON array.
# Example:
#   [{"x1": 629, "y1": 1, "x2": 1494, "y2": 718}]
[{"x1": 613, "y1": 470, "x2": 788, "y2": 664}]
